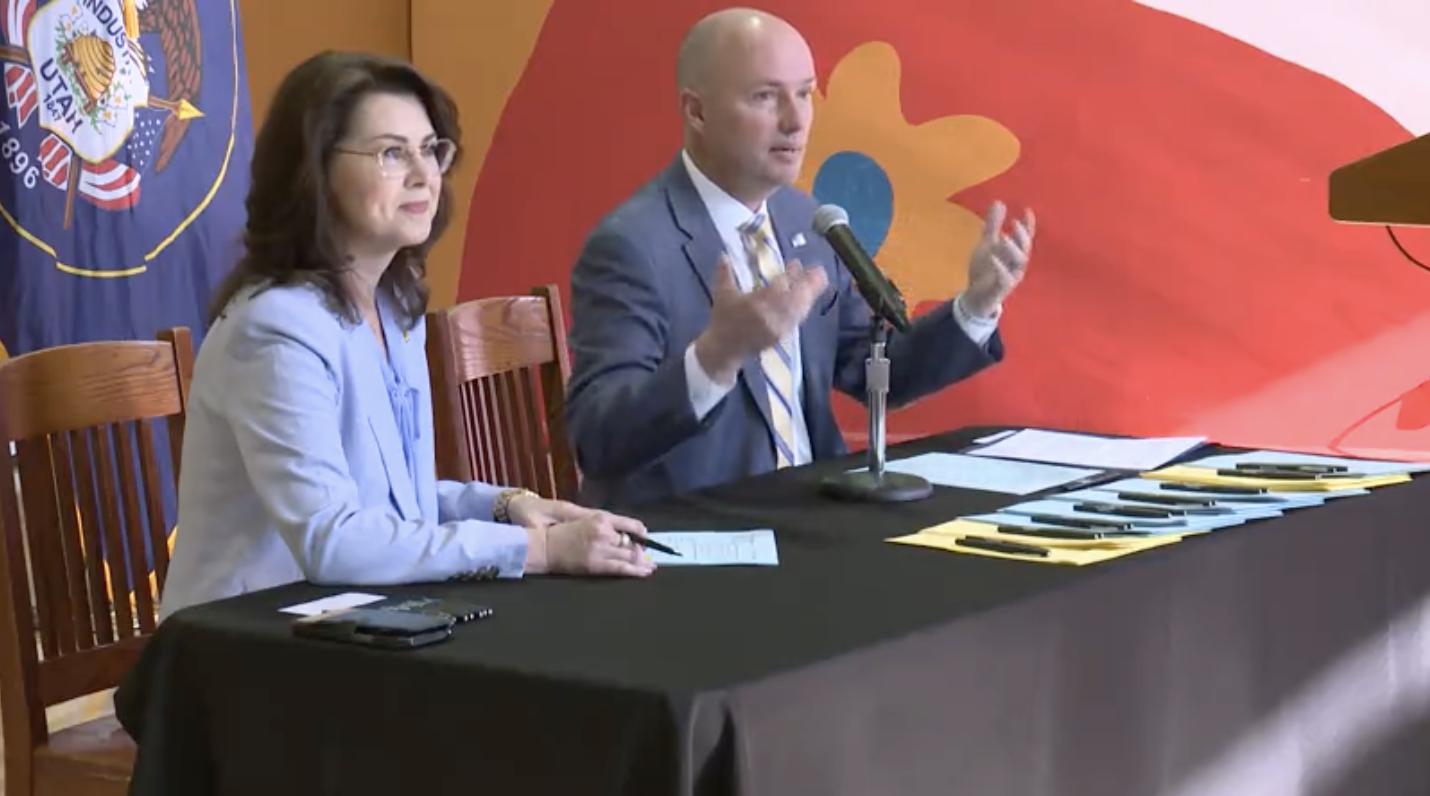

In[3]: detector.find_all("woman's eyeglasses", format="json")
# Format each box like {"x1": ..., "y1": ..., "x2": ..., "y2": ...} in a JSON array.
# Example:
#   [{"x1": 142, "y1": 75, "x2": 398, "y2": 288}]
[{"x1": 332, "y1": 138, "x2": 457, "y2": 178}]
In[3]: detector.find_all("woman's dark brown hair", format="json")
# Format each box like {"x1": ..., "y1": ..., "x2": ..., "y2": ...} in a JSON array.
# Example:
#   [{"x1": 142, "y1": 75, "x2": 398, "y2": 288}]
[{"x1": 210, "y1": 51, "x2": 461, "y2": 329}]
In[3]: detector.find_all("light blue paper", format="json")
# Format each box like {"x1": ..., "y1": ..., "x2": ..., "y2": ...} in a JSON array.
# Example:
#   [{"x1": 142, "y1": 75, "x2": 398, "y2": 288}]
[
  {"x1": 871, "y1": 452, "x2": 1101, "y2": 495},
  {"x1": 963, "y1": 511, "x2": 1236, "y2": 536},
  {"x1": 645, "y1": 530, "x2": 779, "y2": 566},
  {"x1": 1102, "y1": 477, "x2": 1365, "y2": 503},
  {"x1": 1058, "y1": 489, "x2": 1286, "y2": 519},
  {"x1": 988, "y1": 499, "x2": 1254, "y2": 533}
]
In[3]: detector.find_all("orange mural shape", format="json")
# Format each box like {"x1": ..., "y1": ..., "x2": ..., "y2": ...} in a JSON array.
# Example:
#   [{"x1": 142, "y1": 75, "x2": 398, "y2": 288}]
[
  {"x1": 796, "y1": 41, "x2": 1020, "y2": 306},
  {"x1": 412, "y1": 0, "x2": 555, "y2": 308}
]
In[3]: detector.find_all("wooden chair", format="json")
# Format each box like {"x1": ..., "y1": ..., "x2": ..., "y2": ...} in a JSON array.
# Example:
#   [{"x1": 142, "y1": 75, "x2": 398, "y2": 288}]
[
  {"x1": 426, "y1": 285, "x2": 579, "y2": 500},
  {"x1": 0, "y1": 328, "x2": 193, "y2": 796}
]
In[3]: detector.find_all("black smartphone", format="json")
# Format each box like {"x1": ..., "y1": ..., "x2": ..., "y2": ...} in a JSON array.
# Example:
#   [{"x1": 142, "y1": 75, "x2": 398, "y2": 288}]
[
  {"x1": 376, "y1": 596, "x2": 495, "y2": 624},
  {"x1": 293, "y1": 607, "x2": 454, "y2": 650}
]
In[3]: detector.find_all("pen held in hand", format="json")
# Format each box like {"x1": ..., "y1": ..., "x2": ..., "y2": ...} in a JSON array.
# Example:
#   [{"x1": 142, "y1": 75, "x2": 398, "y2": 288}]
[{"x1": 623, "y1": 532, "x2": 682, "y2": 557}]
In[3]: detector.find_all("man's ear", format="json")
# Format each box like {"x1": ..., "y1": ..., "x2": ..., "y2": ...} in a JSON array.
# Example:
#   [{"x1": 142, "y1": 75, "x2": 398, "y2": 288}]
[{"x1": 679, "y1": 89, "x2": 706, "y2": 132}]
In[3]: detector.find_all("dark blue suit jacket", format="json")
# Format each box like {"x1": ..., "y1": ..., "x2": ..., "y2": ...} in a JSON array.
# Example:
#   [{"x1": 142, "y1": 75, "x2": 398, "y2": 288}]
[{"x1": 566, "y1": 158, "x2": 1003, "y2": 507}]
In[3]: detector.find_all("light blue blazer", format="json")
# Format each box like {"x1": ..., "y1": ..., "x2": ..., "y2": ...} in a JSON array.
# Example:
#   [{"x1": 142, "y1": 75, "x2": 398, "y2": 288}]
[{"x1": 159, "y1": 283, "x2": 528, "y2": 620}]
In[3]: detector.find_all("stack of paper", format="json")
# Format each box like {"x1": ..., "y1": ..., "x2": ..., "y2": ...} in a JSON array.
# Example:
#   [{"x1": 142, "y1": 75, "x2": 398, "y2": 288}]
[
  {"x1": 888, "y1": 519, "x2": 1182, "y2": 566},
  {"x1": 872, "y1": 452, "x2": 1101, "y2": 495},
  {"x1": 966, "y1": 429, "x2": 1206, "y2": 470},
  {"x1": 886, "y1": 449, "x2": 1424, "y2": 566},
  {"x1": 1145, "y1": 450, "x2": 1422, "y2": 492},
  {"x1": 964, "y1": 498, "x2": 1267, "y2": 535},
  {"x1": 1189, "y1": 450, "x2": 1430, "y2": 475},
  {"x1": 1146, "y1": 466, "x2": 1408, "y2": 492},
  {"x1": 1086, "y1": 476, "x2": 1356, "y2": 505}
]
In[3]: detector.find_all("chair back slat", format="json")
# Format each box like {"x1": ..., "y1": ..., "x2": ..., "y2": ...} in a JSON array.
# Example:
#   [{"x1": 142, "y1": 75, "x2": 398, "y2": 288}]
[
  {"x1": 92, "y1": 424, "x2": 137, "y2": 640},
  {"x1": 485, "y1": 374, "x2": 509, "y2": 484},
  {"x1": 0, "y1": 328, "x2": 191, "y2": 781},
  {"x1": 73, "y1": 427, "x2": 116, "y2": 645},
  {"x1": 0, "y1": 457, "x2": 45, "y2": 748},
  {"x1": 427, "y1": 286, "x2": 580, "y2": 500},
  {"x1": 15, "y1": 437, "x2": 66, "y2": 658},
  {"x1": 494, "y1": 371, "x2": 527, "y2": 488},
  {"x1": 539, "y1": 343, "x2": 579, "y2": 500},
  {"x1": 512, "y1": 367, "x2": 555, "y2": 496},
  {"x1": 49, "y1": 431, "x2": 96, "y2": 650},
  {"x1": 455, "y1": 381, "x2": 478, "y2": 481},
  {"x1": 534, "y1": 285, "x2": 578, "y2": 497},
  {"x1": 162, "y1": 326, "x2": 194, "y2": 455},
  {"x1": 113, "y1": 421, "x2": 158, "y2": 633},
  {"x1": 483, "y1": 378, "x2": 505, "y2": 484},
  {"x1": 136, "y1": 420, "x2": 173, "y2": 590},
  {"x1": 468, "y1": 380, "x2": 495, "y2": 482}
]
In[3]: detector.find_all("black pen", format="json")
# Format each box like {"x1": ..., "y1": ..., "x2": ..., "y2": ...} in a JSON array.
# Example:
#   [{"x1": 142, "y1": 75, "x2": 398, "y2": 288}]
[
  {"x1": 1098, "y1": 495, "x2": 1234, "y2": 515},
  {"x1": 1215, "y1": 468, "x2": 1362, "y2": 480},
  {"x1": 1158, "y1": 483, "x2": 1268, "y2": 495},
  {"x1": 1233, "y1": 462, "x2": 1348, "y2": 474},
  {"x1": 1117, "y1": 490, "x2": 1219, "y2": 506},
  {"x1": 1142, "y1": 504, "x2": 1231, "y2": 517},
  {"x1": 1073, "y1": 501, "x2": 1173, "y2": 518},
  {"x1": 1138, "y1": 483, "x2": 1287, "y2": 503},
  {"x1": 623, "y1": 533, "x2": 682, "y2": 557},
  {"x1": 996, "y1": 523, "x2": 1149, "y2": 540},
  {"x1": 1017, "y1": 513, "x2": 1134, "y2": 530},
  {"x1": 956, "y1": 536, "x2": 1050, "y2": 557},
  {"x1": 997, "y1": 523, "x2": 1107, "y2": 539}
]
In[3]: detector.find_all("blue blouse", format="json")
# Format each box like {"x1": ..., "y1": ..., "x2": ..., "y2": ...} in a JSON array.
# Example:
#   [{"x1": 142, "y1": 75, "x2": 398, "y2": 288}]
[{"x1": 377, "y1": 305, "x2": 421, "y2": 489}]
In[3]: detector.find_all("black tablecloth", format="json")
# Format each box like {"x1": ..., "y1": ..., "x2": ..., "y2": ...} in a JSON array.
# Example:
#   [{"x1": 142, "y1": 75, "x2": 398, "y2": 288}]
[{"x1": 116, "y1": 429, "x2": 1430, "y2": 795}]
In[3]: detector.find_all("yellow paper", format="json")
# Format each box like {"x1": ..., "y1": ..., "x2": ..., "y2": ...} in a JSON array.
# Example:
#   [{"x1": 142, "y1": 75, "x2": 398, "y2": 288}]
[
  {"x1": 887, "y1": 519, "x2": 1184, "y2": 566},
  {"x1": 1145, "y1": 465, "x2": 1410, "y2": 492}
]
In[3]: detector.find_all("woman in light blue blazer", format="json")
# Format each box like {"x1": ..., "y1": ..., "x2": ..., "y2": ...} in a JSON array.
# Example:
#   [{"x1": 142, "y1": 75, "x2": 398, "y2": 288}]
[{"x1": 160, "y1": 52, "x2": 655, "y2": 619}]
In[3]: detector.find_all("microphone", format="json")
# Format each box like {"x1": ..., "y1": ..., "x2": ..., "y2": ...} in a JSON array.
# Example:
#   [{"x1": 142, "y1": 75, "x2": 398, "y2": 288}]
[{"x1": 812, "y1": 205, "x2": 911, "y2": 332}]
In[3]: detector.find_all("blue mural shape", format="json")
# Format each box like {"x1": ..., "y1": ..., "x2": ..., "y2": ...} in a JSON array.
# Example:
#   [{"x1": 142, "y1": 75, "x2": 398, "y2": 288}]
[{"x1": 811, "y1": 150, "x2": 893, "y2": 255}]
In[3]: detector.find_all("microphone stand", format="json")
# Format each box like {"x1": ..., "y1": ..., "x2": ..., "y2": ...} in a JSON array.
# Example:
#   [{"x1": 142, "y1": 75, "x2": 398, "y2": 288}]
[{"x1": 819, "y1": 313, "x2": 933, "y2": 502}]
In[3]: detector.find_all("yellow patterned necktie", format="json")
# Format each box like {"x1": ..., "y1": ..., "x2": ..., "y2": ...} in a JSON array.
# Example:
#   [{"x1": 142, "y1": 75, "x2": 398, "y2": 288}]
[{"x1": 740, "y1": 215, "x2": 798, "y2": 468}]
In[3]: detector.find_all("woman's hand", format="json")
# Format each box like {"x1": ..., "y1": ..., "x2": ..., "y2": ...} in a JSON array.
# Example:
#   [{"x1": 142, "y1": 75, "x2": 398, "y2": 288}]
[
  {"x1": 524, "y1": 512, "x2": 656, "y2": 577},
  {"x1": 506, "y1": 494, "x2": 595, "y2": 529}
]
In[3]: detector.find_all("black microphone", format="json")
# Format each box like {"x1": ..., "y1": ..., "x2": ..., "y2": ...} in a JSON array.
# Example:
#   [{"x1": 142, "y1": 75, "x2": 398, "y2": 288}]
[{"x1": 812, "y1": 205, "x2": 911, "y2": 332}]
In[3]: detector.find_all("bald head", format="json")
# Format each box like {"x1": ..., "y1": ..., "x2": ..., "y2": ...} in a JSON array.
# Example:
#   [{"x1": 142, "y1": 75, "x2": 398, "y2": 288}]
[
  {"x1": 676, "y1": 7, "x2": 815, "y2": 208},
  {"x1": 676, "y1": 8, "x2": 806, "y2": 93}
]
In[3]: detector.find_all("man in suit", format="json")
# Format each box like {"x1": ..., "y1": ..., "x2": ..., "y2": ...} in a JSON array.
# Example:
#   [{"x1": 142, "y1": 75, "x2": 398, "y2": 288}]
[{"x1": 566, "y1": 7, "x2": 1036, "y2": 507}]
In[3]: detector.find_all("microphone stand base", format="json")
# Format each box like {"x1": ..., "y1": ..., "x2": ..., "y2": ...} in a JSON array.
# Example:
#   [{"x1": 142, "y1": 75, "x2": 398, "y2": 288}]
[{"x1": 819, "y1": 470, "x2": 933, "y2": 503}]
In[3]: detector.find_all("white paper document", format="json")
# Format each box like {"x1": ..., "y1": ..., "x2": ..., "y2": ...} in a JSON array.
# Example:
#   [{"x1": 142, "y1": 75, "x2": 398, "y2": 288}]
[
  {"x1": 876, "y1": 452, "x2": 1100, "y2": 495},
  {"x1": 279, "y1": 592, "x2": 385, "y2": 616},
  {"x1": 967, "y1": 429, "x2": 1206, "y2": 471},
  {"x1": 972, "y1": 429, "x2": 1017, "y2": 445},
  {"x1": 645, "y1": 530, "x2": 779, "y2": 566}
]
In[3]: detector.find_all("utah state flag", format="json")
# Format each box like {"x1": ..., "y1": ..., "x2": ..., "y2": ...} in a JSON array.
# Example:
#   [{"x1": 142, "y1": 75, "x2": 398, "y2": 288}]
[{"x1": 0, "y1": 0, "x2": 252, "y2": 356}]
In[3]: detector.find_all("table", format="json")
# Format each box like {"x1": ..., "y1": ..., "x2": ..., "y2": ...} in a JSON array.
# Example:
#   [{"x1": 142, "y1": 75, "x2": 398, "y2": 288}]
[{"x1": 116, "y1": 428, "x2": 1430, "y2": 795}]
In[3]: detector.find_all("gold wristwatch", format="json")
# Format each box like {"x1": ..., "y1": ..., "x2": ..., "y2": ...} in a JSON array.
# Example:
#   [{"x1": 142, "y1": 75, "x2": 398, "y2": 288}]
[{"x1": 492, "y1": 488, "x2": 539, "y2": 524}]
